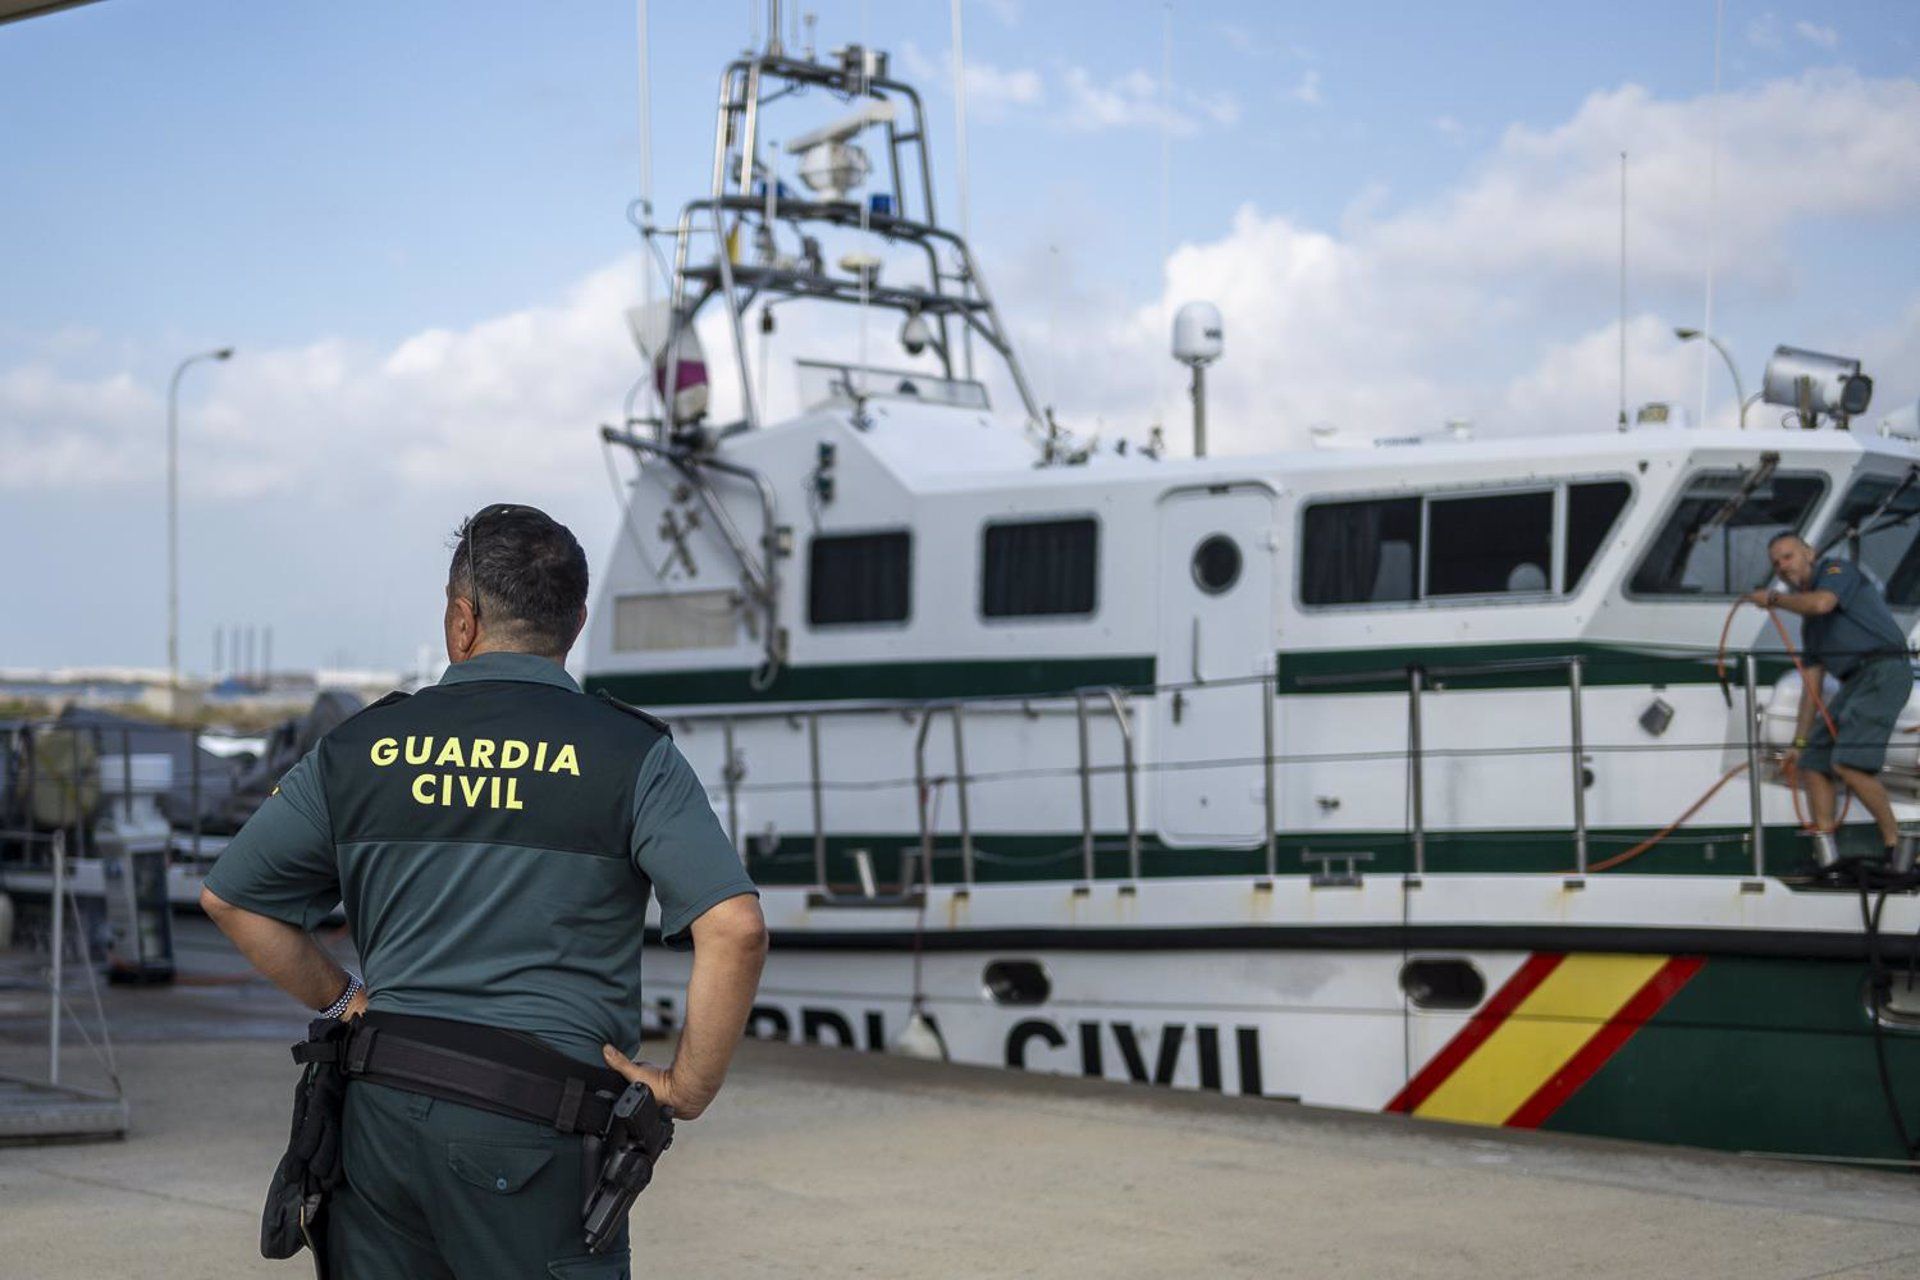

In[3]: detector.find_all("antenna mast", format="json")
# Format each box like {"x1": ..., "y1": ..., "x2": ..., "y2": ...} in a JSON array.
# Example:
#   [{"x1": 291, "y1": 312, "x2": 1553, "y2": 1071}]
[
  {"x1": 1618, "y1": 150, "x2": 1627, "y2": 430},
  {"x1": 1700, "y1": 0, "x2": 1724, "y2": 430},
  {"x1": 952, "y1": 0, "x2": 974, "y2": 378}
]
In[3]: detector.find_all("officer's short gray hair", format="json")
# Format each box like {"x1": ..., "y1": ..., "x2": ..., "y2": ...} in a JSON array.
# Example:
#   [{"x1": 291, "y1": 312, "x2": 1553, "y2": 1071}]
[{"x1": 448, "y1": 504, "x2": 589, "y2": 654}]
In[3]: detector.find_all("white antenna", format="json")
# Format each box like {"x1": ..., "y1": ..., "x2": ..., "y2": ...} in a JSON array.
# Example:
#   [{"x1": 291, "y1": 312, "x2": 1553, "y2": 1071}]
[
  {"x1": 1700, "y1": 0, "x2": 1724, "y2": 430},
  {"x1": 951, "y1": 0, "x2": 974, "y2": 378},
  {"x1": 855, "y1": 0, "x2": 873, "y2": 399},
  {"x1": 1618, "y1": 150, "x2": 1628, "y2": 430},
  {"x1": 637, "y1": 0, "x2": 653, "y2": 316},
  {"x1": 1156, "y1": 3, "x2": 1172, "y2": 431}
]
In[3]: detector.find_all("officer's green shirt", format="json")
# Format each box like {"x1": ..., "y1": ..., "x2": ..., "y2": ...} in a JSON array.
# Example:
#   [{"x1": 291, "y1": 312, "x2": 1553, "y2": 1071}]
[
  {"x1": 204, "y1": 651, "x2": 757, "y2": 1064},
  {"x1": 1800, "y1": 556, "x2": 1910, "y2": 679}
]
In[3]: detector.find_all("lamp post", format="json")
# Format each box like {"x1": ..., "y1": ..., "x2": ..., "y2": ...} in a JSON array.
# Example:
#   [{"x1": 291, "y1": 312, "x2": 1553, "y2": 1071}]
[
  {"x1": 166, "y1": 347, "x2": 234, "y2": 703},
  {"x1": 1674, "y1": 327, "x2": 1748, "y2": 428}
]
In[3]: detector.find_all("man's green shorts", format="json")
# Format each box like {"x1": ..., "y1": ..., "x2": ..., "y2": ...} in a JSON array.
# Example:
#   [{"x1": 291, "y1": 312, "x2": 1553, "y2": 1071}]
[{"x1": 1799, "y1": 656, "x2": 1915, "y2": 776}]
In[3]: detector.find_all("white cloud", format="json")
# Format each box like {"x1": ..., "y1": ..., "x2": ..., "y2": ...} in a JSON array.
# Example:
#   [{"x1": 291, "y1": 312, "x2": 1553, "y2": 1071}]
[
  {"x1": 1366, "y1": 72, "x2": 1920, "y2": 288},
  {"x1": 1794, "y1": 20, "x2": 1841, "y2": 49},
  {"x1": 1058, "y1": 65, "x2": 1240, "y2": 136},
  {"x1": 7, "y1": 72, "x2": 1915, "y2": 511},
  {"x1": 1748, "y1": 12, "x2": 1783, "y2": 50},
  {"x1": 896, "y1": 41, "x2": 1043, "y2": 122},
  {"x1": 1289, "y1": 69, "x2": 1323, "y2": 107},
  {"x1": 1214, "y1": 23, "x2": 1310, "y2": 61},
  {"x1": 978, "y1": 0, "x2": 1021, "y2": 27},
  {"x1": 987, "y1": 71, "x2": 1920, "y2": 454},
  {"x1": 1, "y1": 260, "x2": 646, "y2": 499},
  {"x1": 1432, "y1": 115, "x2": 1467, "y2": 143}
]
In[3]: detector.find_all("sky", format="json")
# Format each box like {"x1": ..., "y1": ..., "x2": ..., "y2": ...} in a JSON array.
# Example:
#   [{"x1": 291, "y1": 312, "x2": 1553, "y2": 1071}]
[{"x1": 3, "y1": 0, "x2": 1918, "y2": 675}]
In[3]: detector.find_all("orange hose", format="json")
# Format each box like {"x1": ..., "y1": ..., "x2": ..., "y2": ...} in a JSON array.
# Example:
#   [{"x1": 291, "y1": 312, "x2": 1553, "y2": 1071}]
[
  {"x1": 1582, "y1": 762, "x2": 1750, "y2": 874},
  {"x1": 1588, "y1": 597, "x2": 1853, "y2": 874}
]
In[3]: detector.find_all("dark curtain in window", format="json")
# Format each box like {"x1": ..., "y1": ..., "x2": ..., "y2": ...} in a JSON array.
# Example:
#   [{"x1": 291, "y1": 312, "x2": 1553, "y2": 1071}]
[
  {"x1": 1565, "y1": 482, "x2": 1632, "y2": 588},
  {"x1": 1428, "y1": 491, "x2": 1554, "y2": 596},
  {"x1": 982, "y1": 519, "x2": 1097, "y2": 617},
  {"x1": 1302, "y1": 499, "x2": 1419, "y2": 604},
  {"x1": 809, "y1": 532, "x2": 911, "y2": 625}
]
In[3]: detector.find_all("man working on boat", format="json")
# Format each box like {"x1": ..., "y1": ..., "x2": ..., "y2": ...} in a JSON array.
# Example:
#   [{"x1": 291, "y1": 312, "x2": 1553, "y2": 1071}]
[
  {"x1": 1751, "y1": 532, "x2": 1914, "y2": 867},
  {"x1": 202, "y1": 503, "x2": 766, "y2": 1277}
]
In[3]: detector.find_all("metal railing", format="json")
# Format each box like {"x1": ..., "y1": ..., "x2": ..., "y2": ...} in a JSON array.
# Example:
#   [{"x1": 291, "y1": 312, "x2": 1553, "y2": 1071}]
[{"x1": 654, "y1": 646, "x2": 1810, "y2": 896}]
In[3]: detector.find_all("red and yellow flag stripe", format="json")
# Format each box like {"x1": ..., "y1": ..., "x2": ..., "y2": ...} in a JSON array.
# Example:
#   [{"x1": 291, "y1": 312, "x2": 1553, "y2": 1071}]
[{"x1": 1387, "y1": 952, "x2": 1704, "y2": 1128}]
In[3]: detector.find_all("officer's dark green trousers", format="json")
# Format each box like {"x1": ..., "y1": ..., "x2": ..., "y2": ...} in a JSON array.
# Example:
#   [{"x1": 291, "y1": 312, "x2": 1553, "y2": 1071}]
[{"x1": 326, "y1": 1080, "x2": 629, "y2": 1279}]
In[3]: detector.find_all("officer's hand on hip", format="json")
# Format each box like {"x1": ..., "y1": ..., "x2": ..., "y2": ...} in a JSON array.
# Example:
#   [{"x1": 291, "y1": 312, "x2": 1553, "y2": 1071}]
[{"x1": 601, "y1": 1044, "x2": 691, "y2": 1118}]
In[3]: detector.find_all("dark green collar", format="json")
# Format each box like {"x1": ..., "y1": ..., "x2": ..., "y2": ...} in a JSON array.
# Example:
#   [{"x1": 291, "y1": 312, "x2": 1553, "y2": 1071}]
[{"x1": 437, "y1": 651, "x2": 579, "y2": 693}]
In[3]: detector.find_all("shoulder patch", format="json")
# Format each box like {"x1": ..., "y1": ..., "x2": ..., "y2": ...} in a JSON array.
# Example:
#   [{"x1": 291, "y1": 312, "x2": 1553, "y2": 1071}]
[
  {"x1": 1826, "y1": 563, "x2": 1846, "y2": 575},
  {"x1": 593, "y1": 689, "x2": 672, "y2": 737}
]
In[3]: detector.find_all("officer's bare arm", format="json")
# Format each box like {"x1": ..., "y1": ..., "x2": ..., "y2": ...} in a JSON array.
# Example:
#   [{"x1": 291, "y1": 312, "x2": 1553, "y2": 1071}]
[
  {"x1": 200, "y1": 887, "x2": 365, "y2": 1016},
  {"x1": 603, "y1": 892, "x2": 767, "y2": 1121},
  {"x1": 1766, "y1": 588, "x2": 1839, "y2": 617},
  {"x1": 1791, "y1": 662, "x2": 1826, "y2": 750}
]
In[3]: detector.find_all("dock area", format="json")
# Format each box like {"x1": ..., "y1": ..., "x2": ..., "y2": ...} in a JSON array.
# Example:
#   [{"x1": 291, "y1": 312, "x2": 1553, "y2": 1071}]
[{"x1": 5, "y1": 922, "x2": 1920, "y2": 1279}]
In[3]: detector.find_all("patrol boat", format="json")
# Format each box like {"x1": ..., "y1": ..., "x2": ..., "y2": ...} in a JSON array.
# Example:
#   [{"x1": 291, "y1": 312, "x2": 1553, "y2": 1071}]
[{"x1": 590, "y1": 18, "x2": 1920, "y2": 1164}]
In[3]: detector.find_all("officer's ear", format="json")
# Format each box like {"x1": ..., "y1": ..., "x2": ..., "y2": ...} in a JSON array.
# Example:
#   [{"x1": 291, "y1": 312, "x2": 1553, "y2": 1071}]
[{"x1": 445, "y1": 593, "x2": 481, "y2": 661}]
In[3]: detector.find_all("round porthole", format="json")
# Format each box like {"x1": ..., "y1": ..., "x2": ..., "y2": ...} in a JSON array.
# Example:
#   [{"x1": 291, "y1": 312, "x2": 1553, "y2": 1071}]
[
  {"x1": 1400, "y1": 958, "x2": 1486, "y2": 1011},
  {"x1": 983, "y1": 959, "x2": 1051, "y2": 1006},
  {"x1": 1192, "y1": 534, "x2": 1242, "y2": 595}
]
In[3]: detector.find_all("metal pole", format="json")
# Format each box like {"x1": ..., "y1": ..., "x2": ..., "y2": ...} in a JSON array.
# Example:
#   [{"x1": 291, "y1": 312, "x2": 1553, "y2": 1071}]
[
  {"x1": 1191, "y1": 363, "x2": 1207, "y2": 458},
  {"x1": 807, "y1": 713, "x2": 825, "y2": 889},
  {"x1": 49, "y1": 827, "x2": 65, "y2": 1085},
  {"x1": 722, "y1": 719, "x2": 740, "y2": 854},
  {"x1": 1568, "y1": 657, "x2": 1588, "y2": 875},
  {"x1": 1408, "y1": 669, "x2": 1426, "y2": 877},
  {"x1": 1262, "y1": 672, "x2": 1277, "y2": 877},
  {"x1": 1103, "y1": 689, "x2": 1140, "y2": 882},
  {"x1": 1744, "y1": 653, "x2": 1767, "y2": 876},
  {"x1": 165, "y1": 348, "x2": 232, "y2": 708},
  {"x1": 1075, "y1": 690, "x2": 1094, "y2": 882},
  {"x1": 913, "y1": 711, "x2": 935, "y2": 887},
  {"x1": 951, "y1": 703, "x2": 974, "y2": 886},
  {"x1": 190, "y1": 730, "x2": 202, "y2": 861}
]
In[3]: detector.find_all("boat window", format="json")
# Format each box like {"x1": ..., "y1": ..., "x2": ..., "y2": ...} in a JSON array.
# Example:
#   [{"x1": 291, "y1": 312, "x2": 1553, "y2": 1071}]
[
  {"x1": 613, "y1": 590, "x2": 738, "y2": 652},
  {"x1": 1192, "y1": 534, "x2": 1243, "y2": 595},
  {"x1": 1401, "y1": 958, "x2": 1486, "y2": 1011},
  {"x1": 808, "y1": 531, "x2": 912, "y2": 626},
  {"x1": 983, "y1": 960, "x2": 1051, "y2": 1006},
  {"x1": 1817, "y1": 474, "x2": 1920, "y2": 608},
  {"x1": 1301, "y1": 497, "x2": 1421, "y2": 605},
  {"x1": 1427, "y1": 491, "x2": 1553, "y2": 597},
  {"x1": 1565, "y1": 481, "x2": 1633, "y2": 589},
  {"x1": 1629, "y1": 471, "x2": 1827, "y2": 596},
  {"x1": 982, "y1": 518, "x2": 1098, "y2": 618}
]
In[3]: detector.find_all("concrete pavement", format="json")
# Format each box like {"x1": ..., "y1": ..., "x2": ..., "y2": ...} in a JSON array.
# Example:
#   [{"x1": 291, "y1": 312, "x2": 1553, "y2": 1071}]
[{"x1": 5, "y1": 924, "x2": 1920, "y2": 1278}]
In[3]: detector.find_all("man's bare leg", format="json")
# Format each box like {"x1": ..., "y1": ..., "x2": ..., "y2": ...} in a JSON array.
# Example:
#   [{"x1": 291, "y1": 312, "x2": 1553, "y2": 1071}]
[
  {"x1": 1804, "y1": 769, "x2": 1838, "y2": 833},
  {"x1": 1835, "y1": 764, "x2": 1900, "y2": 847}
]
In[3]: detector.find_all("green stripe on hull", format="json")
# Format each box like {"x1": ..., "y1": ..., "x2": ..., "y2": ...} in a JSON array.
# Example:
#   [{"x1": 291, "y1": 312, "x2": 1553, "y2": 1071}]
[
  {"x1": 745, "y1": 824, "x2": 1859, "y2": 886},
  {"x1": 1277, "y1": 642, "x2": 1796, "y2": 695},
  {"x1": 587, "y1": 656, "x2": 1155, "y2": 706},
  {"x1": 587, "y1": 643, "x2": 1799, "y2": 706},
  {"x1": 1546, "y1": 955, "x2": 1920, "y2": 1162}
]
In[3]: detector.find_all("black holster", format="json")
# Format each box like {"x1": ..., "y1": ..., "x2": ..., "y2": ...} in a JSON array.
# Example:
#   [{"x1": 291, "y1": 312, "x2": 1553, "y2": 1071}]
[
  {"x1": 261, "y1": 1017, "x2": 354, "y2": 1276},
  {"x1": 264, "y1": 1011, "x2": 672, "y2": 1263}
]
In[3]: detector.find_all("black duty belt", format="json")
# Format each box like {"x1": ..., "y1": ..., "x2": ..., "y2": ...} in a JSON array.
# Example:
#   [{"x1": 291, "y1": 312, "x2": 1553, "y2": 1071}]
[{"x1": 293, "y1": 1011, "x2": 630, "y2": 1136}]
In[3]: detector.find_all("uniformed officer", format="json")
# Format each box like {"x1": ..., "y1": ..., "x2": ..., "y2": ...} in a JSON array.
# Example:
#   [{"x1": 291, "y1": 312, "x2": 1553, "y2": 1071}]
[
  {"x1": 1754, "y1": 532, "x2": 1916, "y2": 864},
  {"x1": 201, "y1": 503, "x2": 766, "y2": 1278}
]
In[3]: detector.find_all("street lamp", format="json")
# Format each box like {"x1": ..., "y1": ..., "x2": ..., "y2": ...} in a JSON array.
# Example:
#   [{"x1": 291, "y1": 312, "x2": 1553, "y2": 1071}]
[
  {"x1": 1674, "y1": 327, "x2": 1749, "y2": 428},
  {"x1": 166, "y1": 347, "x2": 234, "y2": 703}
]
